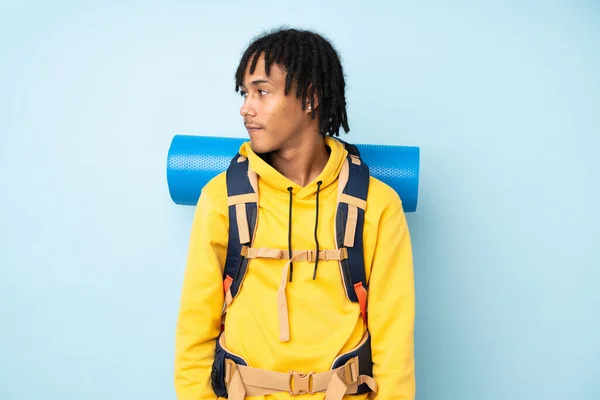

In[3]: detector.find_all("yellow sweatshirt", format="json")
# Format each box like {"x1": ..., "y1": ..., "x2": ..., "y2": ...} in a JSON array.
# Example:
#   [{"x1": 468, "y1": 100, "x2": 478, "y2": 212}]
[{"x1": 174, "y1": 136, "x2": 415, "y2": 399}]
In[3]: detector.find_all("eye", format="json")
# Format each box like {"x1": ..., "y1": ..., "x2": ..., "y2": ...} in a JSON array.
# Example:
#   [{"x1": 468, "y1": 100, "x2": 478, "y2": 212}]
[
  {"x1": 258, "y1": 89, "x2": 268, "y2": 96},
  {"x1": 239, "y1": 91, "x2": 247, "y2": 98}
]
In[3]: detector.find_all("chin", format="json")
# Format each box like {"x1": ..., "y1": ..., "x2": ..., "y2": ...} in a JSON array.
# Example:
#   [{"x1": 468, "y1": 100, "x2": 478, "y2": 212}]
[{"x1": 249, "y1": 137, "x2": 278, "y2": 155}]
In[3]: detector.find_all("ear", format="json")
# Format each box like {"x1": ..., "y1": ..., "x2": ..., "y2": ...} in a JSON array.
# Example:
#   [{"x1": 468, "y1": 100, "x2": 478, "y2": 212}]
[{"x1": 305, "y1": 84, "x2": 319, "y2": 113}]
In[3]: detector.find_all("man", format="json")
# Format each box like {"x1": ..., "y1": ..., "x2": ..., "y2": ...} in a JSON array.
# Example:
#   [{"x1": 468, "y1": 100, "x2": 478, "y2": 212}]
[{"x1": 174, "y1": 27, "x2": 415, "y2": 400}]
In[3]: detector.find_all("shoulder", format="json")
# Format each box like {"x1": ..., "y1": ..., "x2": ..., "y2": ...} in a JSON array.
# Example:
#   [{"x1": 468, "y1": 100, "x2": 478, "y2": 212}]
[
  {"x1": 196, "y1": 171, "x2": 228, "y2": 213},
  {"x1": 366, "y1": 175, "x2": 404, "y2": 223}
]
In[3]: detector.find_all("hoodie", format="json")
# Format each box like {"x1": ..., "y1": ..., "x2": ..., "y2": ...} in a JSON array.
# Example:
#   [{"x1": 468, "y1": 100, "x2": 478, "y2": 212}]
[{"x1": 174, "y1": 136, "x2": 415, "y2": 400}]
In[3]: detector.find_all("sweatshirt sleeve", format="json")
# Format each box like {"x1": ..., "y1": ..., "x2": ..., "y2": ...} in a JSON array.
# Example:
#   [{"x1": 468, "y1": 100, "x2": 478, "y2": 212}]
[
  {"x1": 174, "y1": 185, "x2": 228, "y2": 400},
  {"x1": 368, "y1": 205, "x2": 416, "y2": 400}
]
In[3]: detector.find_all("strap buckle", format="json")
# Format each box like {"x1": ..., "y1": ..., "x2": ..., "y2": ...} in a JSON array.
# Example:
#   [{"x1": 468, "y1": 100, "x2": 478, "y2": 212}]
[
  {"x1": 289, "y1": 371, "x2": 314, "y2": 395},
  {"x1": 343, "y1": 358, "x2": 358, "y2": 384},
  {"x1": 224, "y1": 358, "x2": 237, "y2": 385}
]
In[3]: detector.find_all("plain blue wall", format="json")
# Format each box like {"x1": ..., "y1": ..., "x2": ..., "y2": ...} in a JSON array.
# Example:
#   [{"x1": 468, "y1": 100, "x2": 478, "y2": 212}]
[{"x1": 1, "y1": 1, "x2": 598, "y2": 399}]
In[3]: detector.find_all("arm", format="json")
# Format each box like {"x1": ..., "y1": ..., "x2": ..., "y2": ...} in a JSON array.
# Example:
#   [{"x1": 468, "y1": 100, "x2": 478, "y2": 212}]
[
  {"x1": 174, "y1": 187, "x2": 228, "y2": 400},
  {"x1": 368, "y1": 205, "x2": 416, "y2": 399}
]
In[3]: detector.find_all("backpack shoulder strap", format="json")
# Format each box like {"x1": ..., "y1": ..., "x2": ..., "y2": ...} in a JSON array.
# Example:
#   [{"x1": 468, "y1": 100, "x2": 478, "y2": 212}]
[
  {"x1": 335, "y1": 137, "x2": 361, "y2": 157},
  {"x1": 335, "y1": 143, "x2": 370, "y2": 326},
  {"x1": 223, "y1": 154, "x2": 258, "y2": 301}
]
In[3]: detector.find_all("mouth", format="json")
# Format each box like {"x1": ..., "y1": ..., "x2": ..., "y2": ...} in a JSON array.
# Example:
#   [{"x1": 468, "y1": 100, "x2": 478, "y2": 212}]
[{"x1": 245, "y1": 125, "x2": 263, "y2": 133}]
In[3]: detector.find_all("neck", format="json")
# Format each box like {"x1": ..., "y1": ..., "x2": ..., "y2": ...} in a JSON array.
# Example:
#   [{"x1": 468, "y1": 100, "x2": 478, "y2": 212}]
[{"x1": 269, "y1": 131, "x2": 330, "y2": 187}]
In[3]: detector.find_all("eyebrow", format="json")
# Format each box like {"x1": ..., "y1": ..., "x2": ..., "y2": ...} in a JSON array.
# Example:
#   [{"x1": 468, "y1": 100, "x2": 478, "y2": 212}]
[{"x1": 240, "y1": 79, "x2": 273, "y2": 88}]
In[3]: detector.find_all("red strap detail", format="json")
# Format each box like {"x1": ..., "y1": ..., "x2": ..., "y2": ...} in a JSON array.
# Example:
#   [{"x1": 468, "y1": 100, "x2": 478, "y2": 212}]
[
  {"x1": 223, "y1": 275, "x2": 233, "y2": 294},
  {"x1": 353, "y1": 282, "x2": 368, "y2": 327},
  {"x1": 222, "y1": 276, "x2": 234, "y2": 332}
]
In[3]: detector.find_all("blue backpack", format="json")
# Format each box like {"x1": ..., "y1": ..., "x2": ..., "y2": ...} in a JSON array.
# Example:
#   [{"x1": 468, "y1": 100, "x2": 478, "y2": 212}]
[{"x1": 211, "y1": 138, "x2": 375, "y2": 398}]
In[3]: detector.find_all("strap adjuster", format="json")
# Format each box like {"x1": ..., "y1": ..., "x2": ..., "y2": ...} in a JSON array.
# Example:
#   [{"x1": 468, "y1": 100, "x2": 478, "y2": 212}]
[
  {"x1": 224, "y1": 358, "x2": 237, "y2": 385},
  {"x1": 340, "y1": 247, "x2": 348, "y2": 260},
  {"x1": 343, "y1": 359, "x2": 358, "y2": 385}
]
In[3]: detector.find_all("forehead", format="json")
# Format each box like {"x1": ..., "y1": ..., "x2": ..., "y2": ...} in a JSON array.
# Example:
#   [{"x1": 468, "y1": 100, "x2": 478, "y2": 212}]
[{"x1": 241, "y1": 52, "x2": 287, "y2": 85}]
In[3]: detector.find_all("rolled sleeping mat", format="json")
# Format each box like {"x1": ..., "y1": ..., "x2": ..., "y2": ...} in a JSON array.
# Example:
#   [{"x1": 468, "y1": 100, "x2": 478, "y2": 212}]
[{"x1": 167, "y1": 135, "x2": 420, "y2": 212}]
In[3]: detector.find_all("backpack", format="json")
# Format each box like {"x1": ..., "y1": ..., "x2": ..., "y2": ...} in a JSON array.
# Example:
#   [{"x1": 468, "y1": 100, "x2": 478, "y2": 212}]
[{"x1": 211, "y1": 138, "x2": 375, "y2": 398}]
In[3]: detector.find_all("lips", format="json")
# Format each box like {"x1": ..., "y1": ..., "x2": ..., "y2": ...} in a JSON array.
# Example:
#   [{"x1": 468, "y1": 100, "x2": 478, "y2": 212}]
[{"x1": 245, "y1": 124, "x2": 263, "y2": 133}]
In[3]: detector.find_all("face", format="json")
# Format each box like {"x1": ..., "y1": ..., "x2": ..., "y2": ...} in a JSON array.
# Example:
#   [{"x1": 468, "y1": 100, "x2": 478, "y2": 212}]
[{"x1": 238, "y1": 53, "x2": 313, "y2": 154}]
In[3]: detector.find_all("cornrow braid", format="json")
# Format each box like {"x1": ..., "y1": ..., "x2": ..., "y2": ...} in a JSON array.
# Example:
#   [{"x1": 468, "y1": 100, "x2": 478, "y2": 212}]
[{"x1": 235, "y1": 27, "x2": 350, "y2": 136}]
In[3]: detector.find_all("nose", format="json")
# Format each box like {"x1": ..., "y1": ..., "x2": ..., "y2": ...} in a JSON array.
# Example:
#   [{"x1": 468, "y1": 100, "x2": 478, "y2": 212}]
[{"x1": 240, "y1": 98, "x2": 256, "y2": 118}]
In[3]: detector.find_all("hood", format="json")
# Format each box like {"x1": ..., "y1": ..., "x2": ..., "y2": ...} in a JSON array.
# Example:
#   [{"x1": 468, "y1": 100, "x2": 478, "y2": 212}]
[{"x1": 238, "y1": 136, "x2": 348, "y2": 200}]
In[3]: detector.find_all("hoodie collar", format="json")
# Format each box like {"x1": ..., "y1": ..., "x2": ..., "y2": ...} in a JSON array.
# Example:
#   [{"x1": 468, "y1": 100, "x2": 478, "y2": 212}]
[{"x1": 238, "y1": 136, "x2": 348, "y2": 200}]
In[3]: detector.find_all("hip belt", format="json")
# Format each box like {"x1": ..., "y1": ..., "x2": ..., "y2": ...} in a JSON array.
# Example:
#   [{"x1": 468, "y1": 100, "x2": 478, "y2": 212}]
[{"x1": 211, "y1": 331, "x2": 377, "y2": 400}]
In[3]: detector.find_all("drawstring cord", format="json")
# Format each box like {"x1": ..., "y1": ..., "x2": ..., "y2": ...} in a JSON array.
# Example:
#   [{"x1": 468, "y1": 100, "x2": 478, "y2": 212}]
[
  {"x1": 313, "y1": 181, "x2": 323, "y2": 279},
  {"x1": 287, "y1": 187, "x2": 294, "y2": 282},
  {"x1": 287, "y1": 181, "x2": 323, "y2": 282}
]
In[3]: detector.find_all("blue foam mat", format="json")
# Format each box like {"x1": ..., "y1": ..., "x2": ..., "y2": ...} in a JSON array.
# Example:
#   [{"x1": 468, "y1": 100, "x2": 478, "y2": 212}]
[{"x1": 166, "y1": 135, "x2": 420, "y2": 212}]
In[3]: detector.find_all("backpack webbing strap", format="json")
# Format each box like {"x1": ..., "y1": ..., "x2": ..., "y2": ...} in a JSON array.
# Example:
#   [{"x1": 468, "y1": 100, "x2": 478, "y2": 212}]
[
  {"x1": 335, "y1": 149, "x2": 370, "y2": 325},
  {"x1": 224, "y1": 155, "x2": 258, "y2": 301},
  {"x1": 240, "y1": 246, "x2": 347, "y2": 262}
]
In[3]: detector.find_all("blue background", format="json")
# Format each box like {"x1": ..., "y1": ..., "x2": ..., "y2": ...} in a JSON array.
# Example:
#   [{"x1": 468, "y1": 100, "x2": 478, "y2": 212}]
[{"x1": 1, "y1": 1, "x2": 598, "y2": 399}]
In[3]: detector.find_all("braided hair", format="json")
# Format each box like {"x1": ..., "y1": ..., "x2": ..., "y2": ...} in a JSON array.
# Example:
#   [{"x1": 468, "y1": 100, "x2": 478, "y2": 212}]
[{"x1": 235, "y1": 27, "x2": 350, "y2": 136}]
